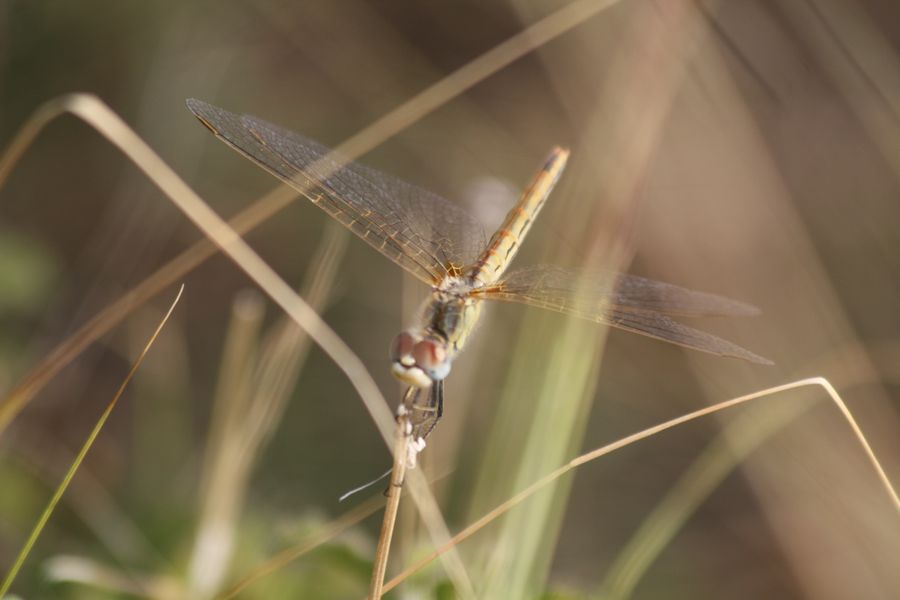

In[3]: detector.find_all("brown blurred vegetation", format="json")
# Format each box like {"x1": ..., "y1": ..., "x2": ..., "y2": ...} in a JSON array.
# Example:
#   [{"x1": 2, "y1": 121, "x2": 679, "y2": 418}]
[{"x1": 0, "y1": 1, "x2": 898, "y2": 598}]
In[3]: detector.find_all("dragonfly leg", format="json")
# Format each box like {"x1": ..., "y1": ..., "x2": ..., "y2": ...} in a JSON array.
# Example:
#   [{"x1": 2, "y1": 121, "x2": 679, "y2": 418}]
[
  {"x1": 398, "y1": 386, "x2": 434, "y2": 438},
  {"x1": 398, "y1": 382, "x2": 444, "y2": 447},
  {"x1": 417, "y1": 381, "x2": 444, "y2": 441}
]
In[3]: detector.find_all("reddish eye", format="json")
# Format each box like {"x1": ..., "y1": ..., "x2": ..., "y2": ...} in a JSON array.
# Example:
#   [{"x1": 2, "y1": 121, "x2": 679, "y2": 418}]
[
  {"x1": 390, "y1": 331, "x2": 416, "y2": 362},
  {"x1": 412, "y1": 338, "x2": 446, "y2": 370}
]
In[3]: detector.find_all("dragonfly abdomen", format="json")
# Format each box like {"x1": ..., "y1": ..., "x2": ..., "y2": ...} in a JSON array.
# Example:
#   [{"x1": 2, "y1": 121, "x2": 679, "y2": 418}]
[{"x1": 468, "y1": 147, "x2": 570, "y2": 286}]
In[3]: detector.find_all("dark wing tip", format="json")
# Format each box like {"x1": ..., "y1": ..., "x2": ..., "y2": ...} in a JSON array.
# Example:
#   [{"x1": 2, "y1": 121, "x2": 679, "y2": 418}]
[{"x1": 185, "y1": 98, "x2": 224, "y2": 135}]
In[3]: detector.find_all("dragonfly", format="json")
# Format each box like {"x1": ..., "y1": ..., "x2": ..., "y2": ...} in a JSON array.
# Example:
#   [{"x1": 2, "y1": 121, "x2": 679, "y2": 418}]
[{"x1": 187, "y1": 98, "x2": 771, "y2": 443}]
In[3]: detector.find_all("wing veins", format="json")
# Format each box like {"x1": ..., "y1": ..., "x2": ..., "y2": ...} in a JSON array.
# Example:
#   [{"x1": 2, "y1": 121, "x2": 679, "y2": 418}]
[
  {"x1": 242, "y1": 120, "x2": 446, "y2": 282},
  {"x1": 187, "y1": 99, "x2": 487, "y2": 284},
  {"x1": 474, "y1": 265, "x2": 770, "y2": 364}
]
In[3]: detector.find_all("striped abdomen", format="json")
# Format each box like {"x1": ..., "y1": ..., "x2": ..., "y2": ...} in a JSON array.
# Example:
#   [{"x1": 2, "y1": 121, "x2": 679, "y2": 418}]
[{"x1": 466, "y1": 147, "x2": 570, "y2": 286}]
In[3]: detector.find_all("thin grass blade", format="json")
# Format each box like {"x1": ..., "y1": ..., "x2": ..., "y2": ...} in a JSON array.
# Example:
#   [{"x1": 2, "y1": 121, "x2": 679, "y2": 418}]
[{"x1": 0, "y1": 285, "x2": 183, "y2": 598}]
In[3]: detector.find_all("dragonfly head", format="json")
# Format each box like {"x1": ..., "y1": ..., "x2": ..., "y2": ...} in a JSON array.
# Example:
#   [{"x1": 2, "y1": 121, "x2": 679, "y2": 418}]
[{"x1": 390, "y1": 330, "x2": 451, "y2": 388}]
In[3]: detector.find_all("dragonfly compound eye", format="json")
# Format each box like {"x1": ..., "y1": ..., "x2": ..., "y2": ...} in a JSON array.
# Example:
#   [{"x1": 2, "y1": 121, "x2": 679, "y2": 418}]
[
  {"x1": 390, "y1": 331, "x2": 417, "y2": 366},
  {"x1": 413, "y1": 338, "x2": 451, "y2": 381}
]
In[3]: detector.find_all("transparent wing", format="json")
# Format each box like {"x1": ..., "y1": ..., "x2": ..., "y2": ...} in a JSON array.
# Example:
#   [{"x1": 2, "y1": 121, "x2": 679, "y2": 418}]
[
  {"x1": 474, "y1": 265, "x2": 771, "y2": 364},
  {"x1": 477, "y1": 265, "x2": 761, "y2": 317},
  {"x1": 187, "y1": 99, "x2": 486, "y2": 284}
]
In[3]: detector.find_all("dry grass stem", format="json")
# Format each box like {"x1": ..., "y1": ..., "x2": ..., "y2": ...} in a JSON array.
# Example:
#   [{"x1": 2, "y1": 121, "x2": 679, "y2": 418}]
[
  {"x1": 368, "y1": 395, "x2": 413, "y2": 600},
  {"x1": 0, "y1": 93, "x2": 476, "y2": 594},
  {"x1": 383, "y1": 377, "x2": 899, "y2": 593}
]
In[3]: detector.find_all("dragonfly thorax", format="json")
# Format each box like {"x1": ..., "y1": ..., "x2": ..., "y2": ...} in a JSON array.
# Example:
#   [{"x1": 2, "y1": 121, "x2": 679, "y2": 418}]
[
  {"x1": 435, "y1": 274, "x2": 481, "y2": 294},
  {"x1": 389, "y1": 279, "x2": 485, "y2": 388}
]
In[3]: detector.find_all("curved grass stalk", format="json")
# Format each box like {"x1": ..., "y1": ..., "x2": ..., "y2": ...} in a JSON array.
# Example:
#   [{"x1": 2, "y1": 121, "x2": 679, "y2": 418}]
[
  {"x1": 0, "y1": 0, "x2": 626, "y2": 440},
  {"x1": 596, "y1": 399, "x2": 814, "y2": 599},
  {"x1": 0, "y1": 285, "x2": 183, "y2": 598},
  {"x1": 0, "y1": 93, "x2": 472, "y2": 597},
  {"x1": 381, "y1": 377, "x2": 899, "y2": 594},
  {"x1": 0, "y1": 93, "x2": 395, "y2": 445},
  {"x1": 596, "y1": 340, "x2": 900, "y2": 597},
  {"x1": 0, "y1": 2, "x2": 633, "y2": 592}
]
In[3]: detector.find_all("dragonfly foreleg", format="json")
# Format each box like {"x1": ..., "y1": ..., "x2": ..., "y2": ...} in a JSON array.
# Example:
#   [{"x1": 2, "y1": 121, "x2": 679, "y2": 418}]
[
  {"x1": 396, "y1": 386, "x2": 431, "y2": 436},
  {"x1": 413, "y1": 381, "x2": 443, "y2": 441},
  {"x1": 395, "y1": 383, "x2": 443, "y2": 467}
]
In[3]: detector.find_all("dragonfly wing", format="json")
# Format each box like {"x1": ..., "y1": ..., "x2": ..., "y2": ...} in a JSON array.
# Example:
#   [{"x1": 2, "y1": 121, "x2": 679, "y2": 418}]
[
  {"x1": 474, "y1": 265, "x2": 771, "y2": 364},
  {"x1": 187, "y1": 99, "x2": 486, "y2": 283},
  {"x1": 475, "y1": 265, "x2": 761, "y2": 317}
]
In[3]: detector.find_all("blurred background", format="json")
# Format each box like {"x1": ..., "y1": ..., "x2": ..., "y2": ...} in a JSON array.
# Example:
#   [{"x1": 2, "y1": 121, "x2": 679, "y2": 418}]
[{"x1": 1, "y1": 0, "x2": 899, "y2": 598}]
